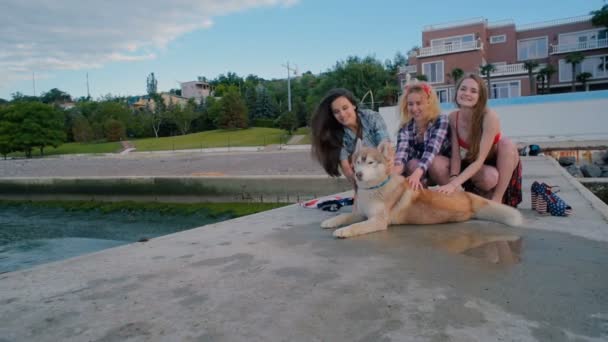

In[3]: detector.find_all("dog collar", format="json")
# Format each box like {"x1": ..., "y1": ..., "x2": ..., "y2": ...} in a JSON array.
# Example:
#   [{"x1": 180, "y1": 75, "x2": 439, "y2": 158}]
[{"x1": 360, "y1": 176, "x2": 391, "y2": 190}]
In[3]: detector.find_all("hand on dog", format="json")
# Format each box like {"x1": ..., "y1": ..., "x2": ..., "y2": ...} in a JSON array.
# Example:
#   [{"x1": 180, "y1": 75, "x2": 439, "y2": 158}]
[
  {"x1": 407, "y1": 168, "x2": 424, "y2": 191},
  {"x1": 435, "y1": 182, "x2": 458, "y2": 195}
]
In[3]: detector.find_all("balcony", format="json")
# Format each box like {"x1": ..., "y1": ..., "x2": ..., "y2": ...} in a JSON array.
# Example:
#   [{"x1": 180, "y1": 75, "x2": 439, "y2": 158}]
[
  {"x1": 417, "y1": 40, "x2": 483, "y2": 58},
  {"x1": 398, "y1": 65, "x2": 417, "y2": 74},
  {"x1": 487, "y1": 63, "x2": 545, "y2": 77},
  {"x1": 551, "y1": 38, "x2": 608, "y2": 54}
]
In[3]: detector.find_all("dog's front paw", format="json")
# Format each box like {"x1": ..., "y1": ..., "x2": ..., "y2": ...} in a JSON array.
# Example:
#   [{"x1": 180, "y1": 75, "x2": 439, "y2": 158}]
[
  {"x1": 321, "y1": 217, "x2": 341, "y2": 229},
  {"x1": 333, "y1": 227, "x2": 353, "y2": 239}
]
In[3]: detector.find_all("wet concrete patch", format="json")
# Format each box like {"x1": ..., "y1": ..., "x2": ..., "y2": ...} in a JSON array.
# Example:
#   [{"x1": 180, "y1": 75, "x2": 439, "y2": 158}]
[{"x1": 94, "y1": 322, "x2": 154, "y2": 342}]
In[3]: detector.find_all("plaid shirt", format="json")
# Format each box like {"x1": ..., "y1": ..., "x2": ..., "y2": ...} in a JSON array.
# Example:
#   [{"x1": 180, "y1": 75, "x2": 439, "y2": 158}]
[
  {"x1": 394, "y1": 114, "x2": 450, "y2": 172},
  {"x1": 340, "y1": 109, "x2": 390, "y2": 161}
]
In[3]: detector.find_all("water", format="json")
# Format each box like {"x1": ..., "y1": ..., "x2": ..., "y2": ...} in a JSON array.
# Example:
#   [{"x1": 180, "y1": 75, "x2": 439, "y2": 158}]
[{"x1": 0, "y1": 205, "x2": 231, "y2": 274}]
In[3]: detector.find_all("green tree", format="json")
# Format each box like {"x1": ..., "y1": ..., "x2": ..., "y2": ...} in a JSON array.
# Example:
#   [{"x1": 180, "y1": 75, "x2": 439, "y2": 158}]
[
  {"x1": 480, "y1": 64, "x2": 496, "y2": 98},
  {"x1": 591, "y1": 4, "x2": 608, "y2": 28},
  {"x1": 147, "y1": 72, "x2": 158, "y2": 95},
  {"x1": 576, "y1": 72, "x2": 593, "y2": 91},
  {"x1": 275, "y1": 110, "x2": 297, "y2": 134},
  {"x1": 450, "y1": 68, "x2": 464, "y2": 85},
  {"x1": 0, "y1": 106, "x2": 16, "y2": 158},
  {"x1": 523, "y1": 60, "x2": 540, "y2": 95},
  {"x1": 2, "y1": 102, "x2": 65, "y2": 157},
  {"x1": 40, "y1": 88, "x2": 72, "y2": 104},
  {"x1": 540, "y1": 64, "x2": 556, "y2": 94},
  {"x1": 71, "y1": 115, "x2": 94, "y2": 142},
  {"x1": 216, "y1": 87, "x2": 248, "y2": 129},
  {"x1": 253, "y1": 86, "x2": 278, "y2": 120},
  {"x1": 104, "y1": 119, "x2": 126, "y2": 142},
  {"x1": 565, "y1": 52, "x2": 585, "y2": 92},
  {"x1": 172, "y1": 99, "x2": 198, "y2": 135}
]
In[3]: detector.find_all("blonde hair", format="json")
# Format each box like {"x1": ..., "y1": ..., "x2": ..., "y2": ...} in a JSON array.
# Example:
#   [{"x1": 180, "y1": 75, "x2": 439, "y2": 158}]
[{"x1": 399, "y1": 82, "x2": 441, "y2": 127}]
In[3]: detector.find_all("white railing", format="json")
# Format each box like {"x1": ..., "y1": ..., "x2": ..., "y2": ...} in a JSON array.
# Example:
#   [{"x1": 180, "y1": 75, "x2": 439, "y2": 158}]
[
  {"x1": 487, "y1": 19, "x2": 514, "y2": 29},
  {"x1": 518, "y1": 15, "x2": 592, "y2": 32},
  {"x1": 417, "y1": 40, "x2": 482, "y2": 57},
  {"x1": 551, "y1": 38, "x2": 608, "y2": 54},
  {"x1": 487, "y1": 63, "x2": 545, "y2": 77},
  {"x1": 398, "y1": 65, "x2": 417, "y2": 74}
]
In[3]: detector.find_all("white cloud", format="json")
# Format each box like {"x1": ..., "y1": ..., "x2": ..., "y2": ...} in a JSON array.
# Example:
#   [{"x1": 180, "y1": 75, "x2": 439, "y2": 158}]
[{"x1": 0, "y1": 0, "x2": 298, "y2": 87}]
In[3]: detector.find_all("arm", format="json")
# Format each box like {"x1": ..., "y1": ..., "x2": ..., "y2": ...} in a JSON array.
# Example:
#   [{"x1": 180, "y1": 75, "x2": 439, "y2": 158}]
[
  {"x1": 416, "y1": 115, "x2": 449, "y2": 173},
  {"x1": 392, "y1": 127, "x2": 409, "y2": 175},
  {"x1": 340, "y1": 159, "x2": 355, "y2": 184},
  {"x1": 450, "y1": 110, "x2": 500, "y2": 188},
  {"x1": 449, "y1": 111, "x2": 461, "y2": 178}
]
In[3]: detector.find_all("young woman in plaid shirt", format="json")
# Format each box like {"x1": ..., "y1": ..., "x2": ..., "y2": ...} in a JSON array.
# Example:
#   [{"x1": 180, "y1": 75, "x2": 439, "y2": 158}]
[{"x1": 392, "y1": 82, "x2": 451, "y2": 191}]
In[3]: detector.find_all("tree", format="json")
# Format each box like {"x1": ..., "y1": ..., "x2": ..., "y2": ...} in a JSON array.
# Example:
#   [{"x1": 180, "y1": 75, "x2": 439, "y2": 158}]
[
  {"x1": 540, "y1": 64, "x2": 556, "y2": 94},
  {"x1": 147, "y1": 72, "x2": 158, "y2": 95},
  {"x1": 576, "y1": 72, "x2": 593, "y2": 91},
  {"x1": 253, "y1": 86, "x2": 278, "y2": 120},
  {"x1": 104, "y1": 119, "x2": 126, "y2": 142},
  {"x1": 216, "y1": 87, "x2": 248, "y2": 129},
  {"x1": 480, "y1": 64, "x2": 496, "y2": 98},
  {"x1": 2, "y1": 102, "x2": 65, "y2": 157},
  {"x1": 71, "y1": 115, "x2": 94, "y2": 142},
  {"x1": 523, "y1": 60, "x2": 539, "y2": 95},
  {"x1": 172, "y1": 99, "x2": 198, "y2": 135},
  {"x1": 591, "y1": 4, "x2": 608, "y2": 28},
  {"x1": 40, "y1": 88, "x2": 72, "y2": 104},
  {"x1": 450, "y1": 68, "x2": 464, "y2": 85},
  {"x1": 415, "y1": 74, "x2": 428, "y2": 81},
  {"x1": 275, "y1": 110, "x2": 297, "y2": 134},
  {"x1": 565, "y1": 52, "x2": 585, "y2": 92}
]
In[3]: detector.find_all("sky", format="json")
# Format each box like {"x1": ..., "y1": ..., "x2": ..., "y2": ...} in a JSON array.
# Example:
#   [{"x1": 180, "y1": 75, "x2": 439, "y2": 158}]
[{"x1": 0, "y1": 0, "x2": 604, "y2": 100}]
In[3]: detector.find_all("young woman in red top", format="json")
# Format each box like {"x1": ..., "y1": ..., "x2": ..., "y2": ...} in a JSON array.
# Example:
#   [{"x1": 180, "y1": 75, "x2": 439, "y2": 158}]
[{"x1": 436, "y1": 73, "x2": 522, "y2": 207}]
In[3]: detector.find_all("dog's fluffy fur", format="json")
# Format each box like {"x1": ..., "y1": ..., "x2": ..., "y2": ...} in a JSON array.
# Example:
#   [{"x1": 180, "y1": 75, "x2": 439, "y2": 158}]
[{"x1": 321, "y1": 140, "x2": 523, "y2": 238}]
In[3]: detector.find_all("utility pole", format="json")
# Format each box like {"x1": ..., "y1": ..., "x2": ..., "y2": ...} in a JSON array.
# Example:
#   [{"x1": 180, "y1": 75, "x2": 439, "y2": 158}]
[
  {"x1": 86, "y1": 72, "x2": 90, "y2": 99},
  {"x1": 32, "y1": 72, "x2": 36, "y2": 97},
  {"x1": 281, "y1": 61, "x2": 297, "y2": 112}
]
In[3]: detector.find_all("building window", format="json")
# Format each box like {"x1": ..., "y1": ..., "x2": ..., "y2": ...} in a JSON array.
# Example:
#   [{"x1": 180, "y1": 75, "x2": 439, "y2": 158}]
[
  {"x1": 559, "y1": 29, "x2": 608, "y2": 51},
  {"x1": 517, "y1": 37, "x2": 548, "y2": 61},
  {"x1": 422, "y1": 61, "x2": 444, "y2": 84},
  {"x1": 491, "y1": 81, "x2": 521, "y2": 99},
  {"x1": 431, "y1": 34, "x2": 475, "y2": 48},
  {"x1": 490, "y1": 35, "x2": 506, "y2": 44},
  {"x1": 436, "y1": 88, "x2": 454, "y2": 103},
  {"x1": 559, "y1": 55, "x2": 608, "y2": 82}
]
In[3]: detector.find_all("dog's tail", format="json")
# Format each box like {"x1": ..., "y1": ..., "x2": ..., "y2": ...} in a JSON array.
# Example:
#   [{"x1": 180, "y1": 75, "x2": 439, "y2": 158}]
[{"x1": 471, "y1": 196, "x2": 523, "y2": 227}]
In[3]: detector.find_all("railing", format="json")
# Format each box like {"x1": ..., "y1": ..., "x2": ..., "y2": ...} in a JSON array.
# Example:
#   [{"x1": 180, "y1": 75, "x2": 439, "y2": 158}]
[
  {"x1": 417, "y1": 40, "x2": 482, "y2": 58},
  {"x1": 551, "y1": 38, "x2": 608, "y2": 54},
  {"x1": 487, "y1": 63, "x2": 545, "y2": 77},
  {"x1": 487, "y1": 19, "x2": 515, "y2": 29},
  {"x1": 398, "y1": 65, "x2": 417, "y2": 74},
  {"x1": 517, "y1": 15, "x2": 592, "y2": 32}
]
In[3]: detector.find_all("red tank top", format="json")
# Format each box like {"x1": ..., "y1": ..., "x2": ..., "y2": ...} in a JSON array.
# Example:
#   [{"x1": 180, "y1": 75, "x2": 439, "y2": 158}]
[{"x1": 456, "y1": 111, "x2": 501, "y2": 149}]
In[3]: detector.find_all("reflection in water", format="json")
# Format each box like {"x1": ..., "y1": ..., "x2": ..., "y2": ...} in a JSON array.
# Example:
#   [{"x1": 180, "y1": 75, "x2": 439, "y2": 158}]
[{"x1": 411, "y1": 226, "x2": 522, "y2": 265}]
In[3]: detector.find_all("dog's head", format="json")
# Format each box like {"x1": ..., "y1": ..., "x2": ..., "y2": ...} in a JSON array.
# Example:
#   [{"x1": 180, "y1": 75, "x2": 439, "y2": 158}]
[{"x1": 352, "y1": 139, "x2": 393, "y2": 185}]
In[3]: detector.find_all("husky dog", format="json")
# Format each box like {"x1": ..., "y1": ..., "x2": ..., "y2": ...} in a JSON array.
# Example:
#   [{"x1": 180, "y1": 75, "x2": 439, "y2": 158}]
[{"x1": 321, "y1": 141, "x2": 523, "y2": 238}]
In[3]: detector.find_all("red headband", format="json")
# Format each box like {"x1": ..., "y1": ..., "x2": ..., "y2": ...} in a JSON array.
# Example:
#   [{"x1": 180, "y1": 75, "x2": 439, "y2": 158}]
[{"x1": 404, "y1": 83, "x2": 432, "y2": 97}]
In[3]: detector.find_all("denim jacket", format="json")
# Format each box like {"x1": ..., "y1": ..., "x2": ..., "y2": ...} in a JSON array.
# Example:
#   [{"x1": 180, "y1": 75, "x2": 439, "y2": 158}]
[{"x1": 340, "y1": 109, "x2": 390, "y2": 161}]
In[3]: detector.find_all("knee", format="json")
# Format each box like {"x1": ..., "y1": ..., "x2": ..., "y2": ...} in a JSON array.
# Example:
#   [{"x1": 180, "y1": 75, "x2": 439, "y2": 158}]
[
  {"x1": 497, "y1": 138, "x2": 519, "y2": 160},
  {"x1": 473, "y1": 167, "x2": 499, "y2": 190},
  {"x1": 428, "y1": 156, "x2": 449, "y2": 177}
]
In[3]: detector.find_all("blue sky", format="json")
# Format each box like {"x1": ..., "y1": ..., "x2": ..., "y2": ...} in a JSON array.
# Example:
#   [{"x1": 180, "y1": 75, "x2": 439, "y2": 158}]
[{"x1": 1, "y1": 0, "x2": 604, "y2": 100}]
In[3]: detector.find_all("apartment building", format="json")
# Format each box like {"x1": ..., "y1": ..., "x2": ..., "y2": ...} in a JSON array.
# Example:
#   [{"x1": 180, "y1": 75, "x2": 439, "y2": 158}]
[
  {"x1": 180, "y1": 80, "x2": 212, "y2": 103},
  {"x1": 400, "y1": 15, "x2": 608, "y2": 102}
]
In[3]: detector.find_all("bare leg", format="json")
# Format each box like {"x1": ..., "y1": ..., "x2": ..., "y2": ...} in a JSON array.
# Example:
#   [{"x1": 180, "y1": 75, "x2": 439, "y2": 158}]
[
  {"x1": 404, "y1": 159, "x2": 420, "y2": 176},
  {"x1": 428, "y1": 155, "x2": 451, "y2": 186},
  {"x1": 470, "y1": 165, "x2": 498, "y2": 196},
  {"x1": 492, "y1": 138, "x2": 519, "y2": 203}
]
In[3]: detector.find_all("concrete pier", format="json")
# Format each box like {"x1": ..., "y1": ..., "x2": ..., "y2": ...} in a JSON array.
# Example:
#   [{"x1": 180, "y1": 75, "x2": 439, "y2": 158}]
[{"x1": 1, "y1": 155, "x2": 607, "y2": 341}]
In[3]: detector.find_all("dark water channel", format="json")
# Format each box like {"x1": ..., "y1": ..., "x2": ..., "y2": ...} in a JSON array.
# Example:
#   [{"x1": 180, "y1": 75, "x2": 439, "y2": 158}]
[{"x1": 0, "y1": 205, "x2": 233, "y2": 274}]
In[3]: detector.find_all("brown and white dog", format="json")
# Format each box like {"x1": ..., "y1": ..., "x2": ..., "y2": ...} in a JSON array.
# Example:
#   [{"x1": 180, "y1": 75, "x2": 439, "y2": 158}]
[{"x1": 321, "y1": 140, "x2": 523, "y2": 238}]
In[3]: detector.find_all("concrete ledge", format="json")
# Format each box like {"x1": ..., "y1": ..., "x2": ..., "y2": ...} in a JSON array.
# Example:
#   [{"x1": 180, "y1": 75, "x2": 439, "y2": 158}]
[{"x1": 0, "y1": 176, "x2": 351, "y2": 203}]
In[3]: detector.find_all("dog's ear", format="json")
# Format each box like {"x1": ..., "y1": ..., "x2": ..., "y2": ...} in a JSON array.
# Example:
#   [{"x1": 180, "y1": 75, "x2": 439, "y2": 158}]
[{"x1": 378, "y1": 141, "x2": 394, "y2": 162}]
